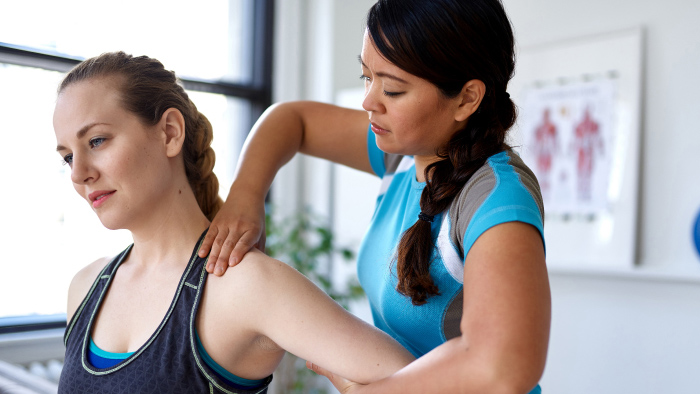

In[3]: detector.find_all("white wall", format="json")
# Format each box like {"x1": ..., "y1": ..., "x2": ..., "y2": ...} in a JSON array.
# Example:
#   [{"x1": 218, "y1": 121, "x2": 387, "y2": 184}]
[
  {"x1": 504, "y1": 1, "x2": 700, "y2": 392},
  {"x1": 276, "y1": 1, "x2": 700, "y2": 393}
]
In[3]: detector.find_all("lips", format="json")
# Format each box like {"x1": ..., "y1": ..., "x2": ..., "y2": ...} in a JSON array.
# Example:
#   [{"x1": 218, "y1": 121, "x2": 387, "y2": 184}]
[
  {"x1": 88, "y1": 190, "x2": 116, "y2": 208},
  {"x1": 370, "y1": 122, "x2": 390, "y2": 135}
]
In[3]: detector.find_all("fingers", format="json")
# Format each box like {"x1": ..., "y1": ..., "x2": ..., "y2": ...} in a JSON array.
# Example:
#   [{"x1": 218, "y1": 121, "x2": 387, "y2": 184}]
[
  {"x1": 255, "y1": 231, "x2": 267, "y2": 252},
  {"x1": 229, "y1": 232, "x2": 260, "y2": 267},
  {"x1": 306, "y1": 360, "x2": 328, "y2": 378},
  {"x1": 204, "y1": 227, "x2": 263, "y2": 276},
  {"x1": 306, "y1": 361, "x2": 358, "y2": 393},
  {"x1": 212, "y1": 233, "x2": 237, "y2": 276},
  {"x1": 199, "y1": 196, "x2": 266, "y2": 275},
  {"x1": 254, "y1": 220, "x2": 267, "y2": 251},
  {"x1": 205, "y1": 228, "x2": 229, "y2": 275},
  {"x1": 199, "y1": 226, "x2": 219, "y2": 258}
]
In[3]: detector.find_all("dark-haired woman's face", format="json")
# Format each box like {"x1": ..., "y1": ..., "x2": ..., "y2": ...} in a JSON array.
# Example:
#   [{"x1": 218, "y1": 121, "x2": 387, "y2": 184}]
[
  {"x1": 360, "y1": 32, "x2": 467, "y2": 164},
  {"x1": 53, "y1": 79, "x2": 175, "y2": 231}
]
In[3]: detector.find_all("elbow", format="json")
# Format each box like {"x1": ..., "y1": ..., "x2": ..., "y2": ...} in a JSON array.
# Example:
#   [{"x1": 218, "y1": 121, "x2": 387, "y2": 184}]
[
  {"x1": 488, "y1": 380, "x2": 541, "y2": 394},
  {"x1": 454, "y1": 330, "x2": 547, "y2": 394},
  {"x1": 475, "y1": 365, "x2": 544, "y2": 394},
  {"x1": 460, "y1": 347, "x2": 544, "y2": 394}
]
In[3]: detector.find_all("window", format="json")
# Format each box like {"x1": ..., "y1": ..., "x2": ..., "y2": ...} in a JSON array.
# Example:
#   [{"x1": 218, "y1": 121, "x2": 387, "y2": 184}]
[{"x1": 0, "y1": 0, "x2": 274, "y2": 333}]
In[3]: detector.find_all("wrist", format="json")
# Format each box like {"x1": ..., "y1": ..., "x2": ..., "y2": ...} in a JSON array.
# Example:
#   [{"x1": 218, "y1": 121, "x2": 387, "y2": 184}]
[{"x1": 228, "y1": 179, "x2": 268, "y2": 203}]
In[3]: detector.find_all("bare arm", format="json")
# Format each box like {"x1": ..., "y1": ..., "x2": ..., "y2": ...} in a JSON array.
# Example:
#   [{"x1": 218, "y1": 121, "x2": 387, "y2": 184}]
[
  {"x1": 200, "y1": 101, "x2": 370, "y2": 274},
  {"x1": 202, "y1": 249, "x2": 415, "y2": 384},
  {"x1": 313, "y1": 222, "x2": 551, "y2": 394}
]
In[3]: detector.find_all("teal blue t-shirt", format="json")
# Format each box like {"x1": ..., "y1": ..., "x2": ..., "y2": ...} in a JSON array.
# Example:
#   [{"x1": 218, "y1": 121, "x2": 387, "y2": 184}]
[{"x1": 358, "y1": 127, "x2": 545, "y2": 394}]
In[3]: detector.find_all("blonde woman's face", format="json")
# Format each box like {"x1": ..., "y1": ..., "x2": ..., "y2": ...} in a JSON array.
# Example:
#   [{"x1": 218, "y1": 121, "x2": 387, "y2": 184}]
[{"x1": 53, "y1": 79, "x2": 172, "y2": 230}]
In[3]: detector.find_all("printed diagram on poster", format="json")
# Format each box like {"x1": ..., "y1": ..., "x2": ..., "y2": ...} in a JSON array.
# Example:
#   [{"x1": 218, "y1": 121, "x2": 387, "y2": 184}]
[
  {"x1": 519, "y1": 79, "x2": 616, "y2": 217},
  {"x1": 510, "y1": 28, "x2": 643, "y2": 269}
]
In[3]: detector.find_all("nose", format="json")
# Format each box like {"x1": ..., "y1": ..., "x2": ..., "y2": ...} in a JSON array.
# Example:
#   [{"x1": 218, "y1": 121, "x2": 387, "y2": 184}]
[
  {"x1": 362, "y1": 80, "x2": 384, "y2": 114},
  {"x1": 70, "y1": 155, "x2": 96, "y2": 185}
]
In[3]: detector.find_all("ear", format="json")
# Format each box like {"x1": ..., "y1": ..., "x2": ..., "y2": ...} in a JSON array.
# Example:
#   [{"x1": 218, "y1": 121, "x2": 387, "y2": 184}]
[
  {"x1": 159, "y1": 108, "x2": 186, "y2": 158},
  {"x1": 454, "y1": 79, "x2": 485, "y2": 122}
]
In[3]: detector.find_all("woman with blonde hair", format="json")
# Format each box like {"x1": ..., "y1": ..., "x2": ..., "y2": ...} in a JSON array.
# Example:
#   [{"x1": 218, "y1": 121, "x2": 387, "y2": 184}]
[{"x1": 54, "y1": 51, "x2": 414, "y2": 393}]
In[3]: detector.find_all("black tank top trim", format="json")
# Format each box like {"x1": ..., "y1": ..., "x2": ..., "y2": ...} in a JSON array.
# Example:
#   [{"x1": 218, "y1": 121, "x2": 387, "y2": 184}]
[{"x1": 59, "y1": 231, "x2": 273, "y2": 393}]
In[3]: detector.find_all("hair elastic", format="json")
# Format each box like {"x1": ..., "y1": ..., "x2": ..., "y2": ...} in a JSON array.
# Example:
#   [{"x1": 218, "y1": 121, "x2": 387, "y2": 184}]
[{"x1": 418, "y1": 212, "x2": 434, "y2": 223}]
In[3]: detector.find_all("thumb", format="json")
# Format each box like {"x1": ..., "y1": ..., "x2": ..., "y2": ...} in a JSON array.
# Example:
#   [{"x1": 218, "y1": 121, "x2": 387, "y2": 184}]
[
  {"x1": 306, "y1": 360, "x2": 328, "y2": 377},
  {"x1": 306, "y1": 361, "x2": 358, "y2": 393}
]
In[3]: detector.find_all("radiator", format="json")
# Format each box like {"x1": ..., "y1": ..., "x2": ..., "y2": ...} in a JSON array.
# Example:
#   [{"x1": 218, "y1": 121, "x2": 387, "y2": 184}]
[{"x1": 0, "y1": 360, "x2": 59, "y2": 394}]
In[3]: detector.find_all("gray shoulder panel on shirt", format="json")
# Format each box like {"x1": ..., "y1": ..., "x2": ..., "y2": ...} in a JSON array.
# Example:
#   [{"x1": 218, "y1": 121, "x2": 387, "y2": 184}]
[
  {"x1": 447, "y1": 161, "x2": 497, "y2": 258},
  {"x1": 447, "y1": 150, "x2": 543, "y2": 258},
  {"x1": 506, "y1": 150, "x2": 544, "y2": 220}
]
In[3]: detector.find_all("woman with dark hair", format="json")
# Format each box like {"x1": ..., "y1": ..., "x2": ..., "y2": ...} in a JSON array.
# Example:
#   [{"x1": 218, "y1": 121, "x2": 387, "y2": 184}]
[
  {"x1": 54, "y1": 51, "x2": 414, "y2": 393},
  {"x1": 201, "y1": 0, "x2": 550, "y2": 393}
]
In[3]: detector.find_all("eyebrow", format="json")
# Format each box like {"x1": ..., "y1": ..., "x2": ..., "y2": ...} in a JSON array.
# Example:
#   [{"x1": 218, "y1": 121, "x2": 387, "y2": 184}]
[
  {"x1": 56, "y1": 122, "x2": 109, "y2": 151},
  {"x1": 358, "y1": 55, "x2": 409, "y2": 84}
]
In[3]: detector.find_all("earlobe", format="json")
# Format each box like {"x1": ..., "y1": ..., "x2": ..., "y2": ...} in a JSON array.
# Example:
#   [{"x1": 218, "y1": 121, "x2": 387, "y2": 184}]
[
  {"x1": 161, "y1": 108, "x2": 186, "y2": 158},
  {"x1": 454, "y1": 79, "x2": 485, "y2": 122}
]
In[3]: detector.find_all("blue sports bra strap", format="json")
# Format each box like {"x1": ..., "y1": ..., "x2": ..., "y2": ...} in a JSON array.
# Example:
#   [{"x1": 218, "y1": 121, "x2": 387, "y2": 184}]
[{"x1": 185, "y1": 233, "x2": 273, "y2": 391}]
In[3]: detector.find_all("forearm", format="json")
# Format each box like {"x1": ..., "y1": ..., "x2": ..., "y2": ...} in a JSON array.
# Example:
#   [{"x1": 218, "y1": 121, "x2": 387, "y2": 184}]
[
  {"x1": 357, "y1": 337, "x2": 543, "y2": 394},
  {"x1": 318, "y1": 314, "x2": 415, "y2": 384},
  {"x1": 229, "y1": 102, "x2": 306, "y2": 199},
  {"x1": 203, "y1": 101, "x2": 368, "y2": 270}
]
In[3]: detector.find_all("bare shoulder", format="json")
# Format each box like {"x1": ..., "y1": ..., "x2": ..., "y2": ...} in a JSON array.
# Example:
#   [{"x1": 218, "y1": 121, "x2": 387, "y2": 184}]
[
  {"x1": 199, "y1": 249, "x2": 309, "y2": 346},
  {"x1": 66, "y1": 256, "x2": 112, "y2": 322},
  {"x1": 203, "y1": 248, "x2": 330, "y2": 324},
  {"x1": 206, "y1": 249, "x2": 303, "y2": 298}
]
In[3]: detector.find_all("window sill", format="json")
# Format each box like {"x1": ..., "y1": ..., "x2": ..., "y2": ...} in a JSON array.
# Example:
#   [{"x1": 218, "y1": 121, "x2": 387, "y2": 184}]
[{"x1": 0, "y1": 328, "x2": 64, "y2": 364}]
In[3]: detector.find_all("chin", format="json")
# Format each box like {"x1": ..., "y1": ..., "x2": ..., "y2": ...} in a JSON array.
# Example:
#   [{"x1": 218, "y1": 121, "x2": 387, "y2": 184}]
[
  {"x1": 376, "y1": 143, "x2": 410, "y2": 157},
  {"x1": 99, "y1": 221, "x2": 127, "y2": 231},
  {"x1": 95, "y1": 213, "x2": 129, "y2": 231},
  {"x1": 375, "y1": 140, "x2": 399, "y2": 155}
]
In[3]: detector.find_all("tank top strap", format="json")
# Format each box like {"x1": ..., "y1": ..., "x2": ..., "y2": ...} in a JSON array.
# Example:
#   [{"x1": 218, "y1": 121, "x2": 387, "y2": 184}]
[
  {"x1": 183, "y1": 232, "x2": 274, "y2": 392},
  {"x1": 60, "y1": 229, "x2": 272, "y2": 393},
  {"x1": 63, "y1": 244, "x2": 132, "y2": 348}
]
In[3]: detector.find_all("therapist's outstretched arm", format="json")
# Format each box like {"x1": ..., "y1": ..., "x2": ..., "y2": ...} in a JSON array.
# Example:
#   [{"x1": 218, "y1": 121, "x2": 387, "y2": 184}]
[
  {"x1": 198, "y1": 101, "x2": 369, "y2": 275},
  {"x1": 311, "y1": 222, "x2": 551, "y2": 394}
]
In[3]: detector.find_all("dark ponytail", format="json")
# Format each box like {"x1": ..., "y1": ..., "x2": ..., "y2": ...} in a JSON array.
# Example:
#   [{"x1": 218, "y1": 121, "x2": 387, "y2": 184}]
[
  {"x1": 367, "y1": 0, "x2": 517, "y2": 305},
  {"x1": 59, "y1": 52, "x2": 223, "y2": 220}
]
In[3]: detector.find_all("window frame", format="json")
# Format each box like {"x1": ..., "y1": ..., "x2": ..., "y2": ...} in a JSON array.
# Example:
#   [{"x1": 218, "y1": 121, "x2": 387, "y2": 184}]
[{"x1": 0, "y1": 0, "x2": 274, "y2": 335}]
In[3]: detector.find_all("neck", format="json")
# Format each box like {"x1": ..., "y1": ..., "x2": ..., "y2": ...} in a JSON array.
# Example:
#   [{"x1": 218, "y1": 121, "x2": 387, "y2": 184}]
[
  {"x1": 413, "y1": 154, "x2": 442, "y2": 183},
  {"x1": 126, "y1": 181, "x2": 210, "y2": 269}
]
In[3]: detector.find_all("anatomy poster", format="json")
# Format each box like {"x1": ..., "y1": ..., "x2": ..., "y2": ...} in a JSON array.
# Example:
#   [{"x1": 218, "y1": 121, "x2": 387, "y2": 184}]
[
  {"x1": 519, "y1": 79, "x2": 616, "y2": 217},
  {"x1": 509, "y1": 28, "x2": 642, "y2": 269}
]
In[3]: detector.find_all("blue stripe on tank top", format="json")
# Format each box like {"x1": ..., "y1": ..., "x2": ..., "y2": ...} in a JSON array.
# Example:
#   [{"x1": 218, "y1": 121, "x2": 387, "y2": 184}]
[
  {"x1": 87, "y1": 333, "x2": 266, "y2": 389},
  {"x1": 193, "y1": 331, "x2": 267, "y2": 389},
  {"x1": 87, "y1": 337, "x2": 133, "y2": 369}
]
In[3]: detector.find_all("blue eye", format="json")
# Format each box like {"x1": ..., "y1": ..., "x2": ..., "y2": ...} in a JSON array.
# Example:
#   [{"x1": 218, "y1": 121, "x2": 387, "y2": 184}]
[
  {"x1": 89, "y1": 137, "x2": 106, "y2": 148},
  {"x1": 359, "y1": 74, "x2": 370, "y2": 82},
  {"x1": 62, "y1": 153, "x2": 73, "y2": 166}
]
